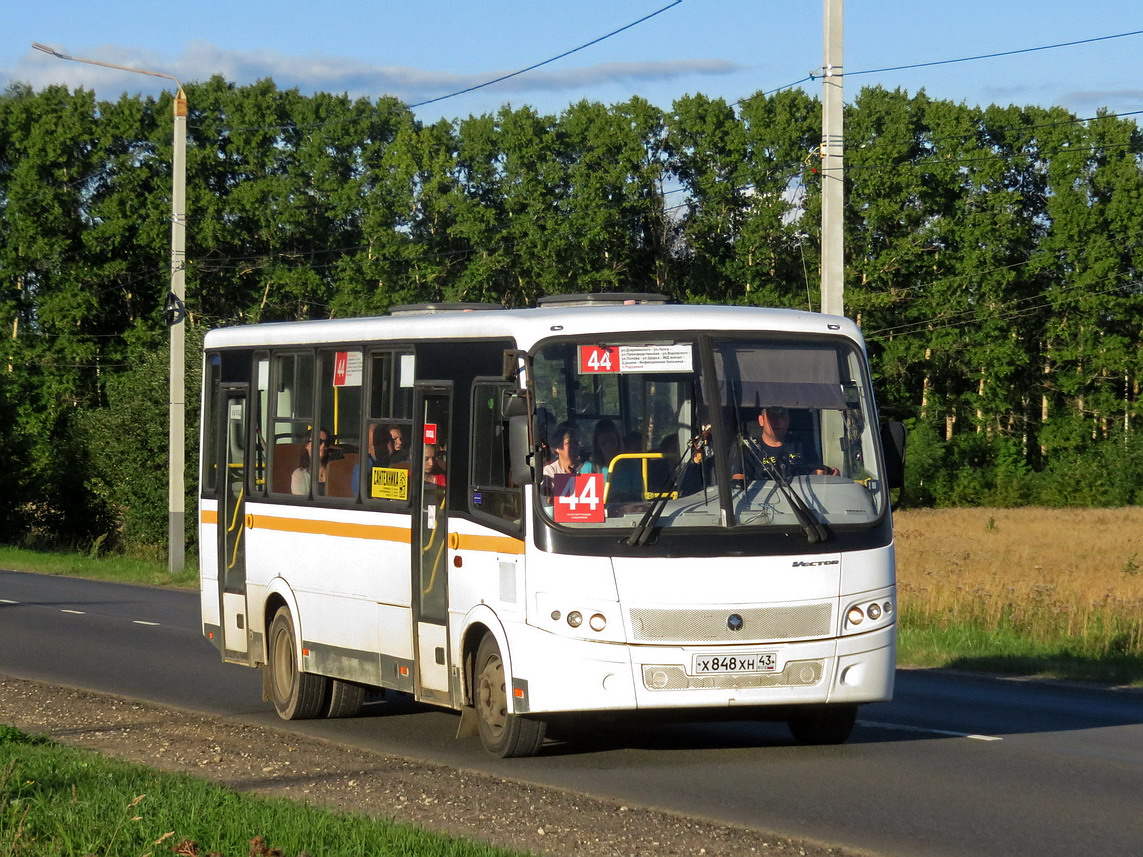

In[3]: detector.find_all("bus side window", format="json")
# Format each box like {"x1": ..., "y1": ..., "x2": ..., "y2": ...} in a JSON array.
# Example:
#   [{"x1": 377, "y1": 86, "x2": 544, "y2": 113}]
[
  {"x1": 470, "y1": 381, "x2": 523, "y2": 528},
  {"x1": 269, "y1": 351, "x2": 314, "y2": 497},
  {"x1": 201, "y1": 353, "x2": 222, "y2": 496},
  {"x1": 316, "y1": 349, "x2": 363, "y2": 501},
  {"x1": 363, "y1": 350, "x2": 415, "y2": 507}
]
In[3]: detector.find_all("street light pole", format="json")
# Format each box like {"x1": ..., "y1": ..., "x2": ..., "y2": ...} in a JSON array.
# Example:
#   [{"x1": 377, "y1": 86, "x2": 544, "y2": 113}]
[{"x1": 32, "y1": 43, "x2": 188, "y2": 574}]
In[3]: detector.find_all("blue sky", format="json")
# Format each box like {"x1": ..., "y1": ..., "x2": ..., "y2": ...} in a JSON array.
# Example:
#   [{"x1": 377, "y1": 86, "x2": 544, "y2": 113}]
[{"x1": 4, "y1": 1, "x2": 1142, "y2": 123}]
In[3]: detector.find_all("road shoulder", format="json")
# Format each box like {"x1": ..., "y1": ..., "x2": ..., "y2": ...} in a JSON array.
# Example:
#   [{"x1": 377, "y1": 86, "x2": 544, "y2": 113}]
[{"x1": 0, "y1": 675, "x2": 864, "y2": 857}]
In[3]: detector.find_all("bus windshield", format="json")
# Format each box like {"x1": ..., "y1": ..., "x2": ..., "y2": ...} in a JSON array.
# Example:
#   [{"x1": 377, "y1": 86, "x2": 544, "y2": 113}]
[{"x1": 531, "y1": 335, "x2": 887, "y2": 535}]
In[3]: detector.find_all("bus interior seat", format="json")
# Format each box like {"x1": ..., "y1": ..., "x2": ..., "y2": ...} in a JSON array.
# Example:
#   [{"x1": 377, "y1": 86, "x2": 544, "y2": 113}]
[
  {"x1": 325, "y1": 453, "x2": 359, "y2": 498},
  {"x1": 606, "y1": 457, "x2": 643, "y2": 503},
  {"x1": 606, "y1": 454, "x2": 672, "y2": 503},
  {"x1": 272, "y1": 443, "x2": 303, "y2": 493}
]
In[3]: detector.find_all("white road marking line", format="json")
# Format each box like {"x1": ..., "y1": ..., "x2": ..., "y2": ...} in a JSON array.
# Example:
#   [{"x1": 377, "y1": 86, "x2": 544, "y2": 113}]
[
  {"x1": 0, "y1": 599, "x2": 17, "y2": 604},
  {"x1": 859, "y1": 719, "x2": 1003, "y2": 741},
  {"x1": 133, "y1": 620, "x2": 160, "y2": 626},
  {"x1": 61, "y1": 609, "x2": 86, "y2": 615}
]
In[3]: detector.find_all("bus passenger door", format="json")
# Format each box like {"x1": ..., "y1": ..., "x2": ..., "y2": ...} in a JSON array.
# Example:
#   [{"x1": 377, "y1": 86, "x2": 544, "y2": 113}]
[
  {"x1": 218, "y1": 386, "x2": 250, "y2": 661},
  {"x1": 413, "y1": 385, "x2": 452, "y2": 704}
]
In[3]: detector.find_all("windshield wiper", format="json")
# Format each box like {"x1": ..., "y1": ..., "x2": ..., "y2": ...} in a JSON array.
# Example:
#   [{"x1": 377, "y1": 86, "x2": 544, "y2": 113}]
[
  {"x1": 626, "y1": 439, "x2": 700, "y2": 547},
  {"x1": 740, "y1": 437, "x2": 830, "y2": 544}
]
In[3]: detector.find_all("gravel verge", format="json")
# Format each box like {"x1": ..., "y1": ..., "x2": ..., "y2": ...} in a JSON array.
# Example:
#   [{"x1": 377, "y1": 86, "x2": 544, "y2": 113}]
[{"x1": 0, "y1": 675, "x2": 865, "y2": 857}]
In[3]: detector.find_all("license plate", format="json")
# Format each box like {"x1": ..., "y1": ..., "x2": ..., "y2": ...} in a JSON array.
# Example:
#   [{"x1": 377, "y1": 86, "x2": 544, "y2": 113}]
[{"x1": 692, "y1": 651, "x2": 778, "y2": 674}]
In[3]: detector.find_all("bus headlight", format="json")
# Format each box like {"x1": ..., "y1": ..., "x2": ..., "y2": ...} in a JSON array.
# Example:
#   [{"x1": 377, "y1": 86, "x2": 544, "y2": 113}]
[
  {"x1": 843, "y1": 592, "x2": 895, "y2": 634},
  {"x1": 534, "y1": 593, "x2": 623, "y2": 641}
]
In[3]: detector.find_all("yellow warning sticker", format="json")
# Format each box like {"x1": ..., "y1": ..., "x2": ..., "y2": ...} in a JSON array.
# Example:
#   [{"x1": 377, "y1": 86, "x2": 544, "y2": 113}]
[{"x1": 371, "y1": 467, "x2": 409, "y2": 501}]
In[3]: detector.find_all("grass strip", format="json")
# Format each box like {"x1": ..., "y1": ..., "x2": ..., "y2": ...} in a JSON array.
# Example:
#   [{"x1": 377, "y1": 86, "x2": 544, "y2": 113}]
[
  {"x1": 0, "y1": 546, "x2": 197, "y2": 590},
  {"x1": 0, "y1": 725, "x2": 522, "y2": 857},
  {"x1": 898, "y1": 623, "x2": 1143, "y2": 687}
]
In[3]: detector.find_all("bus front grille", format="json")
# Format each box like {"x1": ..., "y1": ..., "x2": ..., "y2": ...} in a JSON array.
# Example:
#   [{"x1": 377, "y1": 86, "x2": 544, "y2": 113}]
[{"x1": 629, "y1": 602, "x2": 833, "y2": 643}]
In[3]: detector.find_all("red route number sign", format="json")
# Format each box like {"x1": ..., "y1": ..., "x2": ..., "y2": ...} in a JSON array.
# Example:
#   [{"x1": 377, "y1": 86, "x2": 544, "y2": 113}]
[
  {"x1": 333, "y1": 351, "x2": 349, "y2": 385},
  {"x1": 579, "y1": 345, "x2": 618, "y2": 374},
  {"x1": 552, "y1": 473, "x2": 605, "y2": 523}
]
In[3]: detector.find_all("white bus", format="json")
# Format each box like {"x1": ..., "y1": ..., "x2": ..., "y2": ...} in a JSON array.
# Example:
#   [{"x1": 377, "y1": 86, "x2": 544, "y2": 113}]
[{"x1": 199, "y1": 294, "x2": 905, "y2": 757}]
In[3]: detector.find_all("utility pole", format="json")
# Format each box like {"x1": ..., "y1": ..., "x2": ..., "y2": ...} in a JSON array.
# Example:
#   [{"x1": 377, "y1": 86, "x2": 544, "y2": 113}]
[
  {"x1": 32, "y1": 43, "x2": 188, "y2": 574},
  {"x1": 820, "y1": 0, "x2": 845, "y2": 316},
  {"x1": 168, "y1": 86, "x2": 188, "y2": 575}
]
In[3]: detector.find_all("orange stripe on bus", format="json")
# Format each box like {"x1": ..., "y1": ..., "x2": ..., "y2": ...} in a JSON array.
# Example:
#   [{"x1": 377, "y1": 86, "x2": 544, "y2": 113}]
[
  {"x1": 251, "y1": 515, "x2": 412, "y2": 543},
  {"x1": 200, "y1": 509, "x2": 524, "y2": 554},
  {"x1": 455, "y1": 533, "x2": 525, "y2": 555}
]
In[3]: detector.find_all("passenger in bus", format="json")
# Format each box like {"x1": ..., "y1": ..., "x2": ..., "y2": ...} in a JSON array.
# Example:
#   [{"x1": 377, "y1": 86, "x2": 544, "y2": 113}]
[
  {"x1": 741, "y1": 407, "x2": 838, "y2": 480},
  {"x1": 386, "y1": 426, "x2": 408, "y2": 466},
  {"x1": 622, "y1": 430, "x2": 644, "y2": 454},
  {"x1": 540, "y1": 421, "x2": 581, "y2": 496},
  {"x1": 351, "y1": 422, "x2": 384, "y2": 496},
  {"x1": 291, "y1": 429, "x2": 331, "y2": 496},
  {"x1": 579, "y1": 419, "x2": 620, "y2": 480},
  {"x1": 423, "y1": 442, "x2": 446, "y2": 487}
]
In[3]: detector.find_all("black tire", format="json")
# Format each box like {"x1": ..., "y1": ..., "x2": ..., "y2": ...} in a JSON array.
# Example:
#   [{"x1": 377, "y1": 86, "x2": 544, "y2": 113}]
[
  {"x1": 474, "y1": 635, "x2": 546, "y2": 758},
  {"x1": 267, "y1": 607, "x2": 328, "y2": 720},
  {"x1": 787, "y1": 705, "x2": 857, "y2": 745},
  {"x1": 325, "y1": 679, "x2": 366, "y2": 718}
]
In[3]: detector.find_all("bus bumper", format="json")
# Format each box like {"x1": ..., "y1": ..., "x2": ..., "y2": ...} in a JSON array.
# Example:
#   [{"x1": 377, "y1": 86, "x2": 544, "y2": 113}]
[{"x1": 509, "y1": 623, "x2": 895, "y2": 714}]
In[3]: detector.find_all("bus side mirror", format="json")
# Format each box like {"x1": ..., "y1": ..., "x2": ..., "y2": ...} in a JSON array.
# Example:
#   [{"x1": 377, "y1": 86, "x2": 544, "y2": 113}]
[
  {"x1": 501, "y1": 392, "x2": 534, "y2": 485},
  {"x1": 509, "y1": 414, "x2": 534, "y2": 485},
  {"x1": 502, "y1": 349, "x2": 527, "y2": 381},
  {"x1": 880, "y1": 421, "x2": 906, "y2": 490}
]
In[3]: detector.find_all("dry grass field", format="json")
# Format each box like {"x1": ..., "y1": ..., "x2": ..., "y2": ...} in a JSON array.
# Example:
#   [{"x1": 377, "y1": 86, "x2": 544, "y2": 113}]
[{"x1": 893, "y1": 507, "x2": 1143, "y2": 678}]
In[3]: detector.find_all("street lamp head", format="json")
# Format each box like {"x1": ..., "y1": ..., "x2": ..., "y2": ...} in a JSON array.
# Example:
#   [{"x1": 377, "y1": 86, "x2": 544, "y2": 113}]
[
  {"x1": 30, "y1": 41, "x2": 184, "y2": 93},
  {"x1": 31, "y1": 42, "x2": 67, "y2": 60}
]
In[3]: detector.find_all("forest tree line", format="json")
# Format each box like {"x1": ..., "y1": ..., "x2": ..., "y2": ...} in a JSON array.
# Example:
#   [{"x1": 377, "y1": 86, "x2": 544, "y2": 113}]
[{"x1": 1, "y1": 77, "x2": 1141, "y2": 554}]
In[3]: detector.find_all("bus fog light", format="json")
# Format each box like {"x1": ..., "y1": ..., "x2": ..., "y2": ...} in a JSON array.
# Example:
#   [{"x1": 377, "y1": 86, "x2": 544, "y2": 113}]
[
  {"x1": 847, "y1": 606, "x2": 864, "y2": 626},
  {"x1": 589, "y1": 613, "x2": 607, "y2": 632},
  {"x1": 867, "y1": 603, "x2": 882, "y2": 620},
  {"x1": 567, "y1": 611, "x2": 583, "y2": 628},
  {"x1": 650, "y1": 669, "x2": 670, "y2": 689}
]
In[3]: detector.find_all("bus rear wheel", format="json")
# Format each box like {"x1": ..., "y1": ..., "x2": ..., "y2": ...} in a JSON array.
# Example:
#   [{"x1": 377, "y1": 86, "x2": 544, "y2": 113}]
[
  {"x1": 787, "y1": 704, "x2": 857, "y2": 745},
  {"x1": 474, "y1": 635, "x2": 545, "y2": 758},
  {"x1": 325, "y1": 679, "x2": 365, "y2": 718},
  {"x1": 267, "y1": 607, "x2": 328, "y2": 720}
]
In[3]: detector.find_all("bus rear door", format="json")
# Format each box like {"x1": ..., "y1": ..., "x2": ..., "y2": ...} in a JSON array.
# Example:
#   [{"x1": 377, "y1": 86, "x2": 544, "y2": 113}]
[
  {"x1": 216, "y1": 384, "x2": 252, "y2": 663},
  {"x1": 413, "y1": 384, "x2": 452, "y2": 704}
]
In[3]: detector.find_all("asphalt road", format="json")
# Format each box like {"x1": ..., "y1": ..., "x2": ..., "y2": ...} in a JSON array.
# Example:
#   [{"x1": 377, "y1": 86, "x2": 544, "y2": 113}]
[{"x1": 2, "y1": 568, "x2": 1141, "y2": 857}]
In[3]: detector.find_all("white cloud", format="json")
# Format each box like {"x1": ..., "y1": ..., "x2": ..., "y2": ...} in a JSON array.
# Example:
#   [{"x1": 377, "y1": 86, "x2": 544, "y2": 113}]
[
  {"x1": 1058, "y1": 89, "x2": 1143, "y2": 113},
  {"x1": 8, "y1": 40, "x2": 743, "y2": 106}
]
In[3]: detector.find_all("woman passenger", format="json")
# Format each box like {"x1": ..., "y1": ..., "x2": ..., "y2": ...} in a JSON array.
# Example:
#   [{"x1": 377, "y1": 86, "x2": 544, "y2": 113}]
[{"x1": 580, "y1": 419, "x2": 621, "y2": 480}]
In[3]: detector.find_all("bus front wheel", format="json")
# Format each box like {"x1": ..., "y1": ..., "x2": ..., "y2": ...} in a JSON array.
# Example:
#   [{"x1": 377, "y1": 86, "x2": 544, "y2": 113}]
[
  {"x1": 267, "y1": 607, "x2": 328, "y2": 720},
  {"x1": 787, "y1": 704, "x2": 857, "y2": 745},
  {"x1": 474, "y1": 635, "x2": 546, "y2": 758}
]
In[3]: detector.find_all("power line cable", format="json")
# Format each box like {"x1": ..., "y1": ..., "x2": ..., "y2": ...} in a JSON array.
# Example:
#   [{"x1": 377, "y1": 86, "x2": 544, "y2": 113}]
[
  {"x1": 848, "y1": 29, "x2": 1143, "y2": 79},
  {"x1": 409, "y1": 1, "x2": 685, "y2": 109},
  {"x1": 736, "y1": 28, "x2": 1143, "y2": 103}
]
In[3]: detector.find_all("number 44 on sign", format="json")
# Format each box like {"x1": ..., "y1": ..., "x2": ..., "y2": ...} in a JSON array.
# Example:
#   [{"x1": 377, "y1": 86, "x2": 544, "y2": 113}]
[{"x1": 553, "y1": 473, "x2": 605, "y2": 523}]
